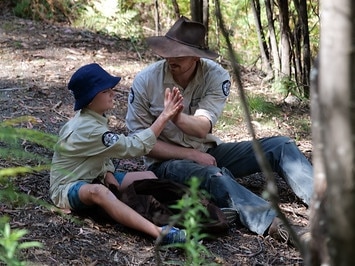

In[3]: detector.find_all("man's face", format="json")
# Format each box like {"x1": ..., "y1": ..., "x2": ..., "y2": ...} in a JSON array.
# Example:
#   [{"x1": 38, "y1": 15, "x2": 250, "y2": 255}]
[{"x1": 165, "y1": 56, "x2": 199, "y2": 75}]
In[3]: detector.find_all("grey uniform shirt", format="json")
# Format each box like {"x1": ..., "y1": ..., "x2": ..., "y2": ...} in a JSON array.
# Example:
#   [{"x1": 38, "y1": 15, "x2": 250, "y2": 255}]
[
  {"x1": 126, "y1": 58, "x2": 231, "y2": 168},
  {"x1": 50, "y1": 108, "x2": 156, "y2": 209}
]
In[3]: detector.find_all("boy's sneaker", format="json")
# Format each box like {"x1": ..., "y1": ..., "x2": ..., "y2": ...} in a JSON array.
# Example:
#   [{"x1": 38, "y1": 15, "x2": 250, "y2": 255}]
[{"x1": 160, "y1": 225, "x2": 186, "y2": 245}]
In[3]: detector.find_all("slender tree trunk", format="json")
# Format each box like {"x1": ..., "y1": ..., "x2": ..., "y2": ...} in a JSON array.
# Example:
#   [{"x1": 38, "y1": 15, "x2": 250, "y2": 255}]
[
  {"x1": 277, "y1": 0, "x2": 291, "y2": 78},
  {"x1": 291, "y1": 0, "x2": 311, "y2": 98},
  {"x1": 171, "y1": 0, "x2": 181, "y2": 19},
  {"x1": 250, "y1": 0, "x2": 273, "y2": 77},
  {"x1": 309, "y1": 0, "x2": 355, "y2": 265},
  {"x1": 154, "y1": 0, "x2": 160, "y2": 35},
  {"x1": 293, "y1": 0, "x2": 311, "y2": 98},
  {"x1": 202, "y1": 0, "x2": 209, "y2": 42},
  {"x1": 264, "y1": 0, "x2": 280, "y2": 78},
  {"x1": 290, "y1": 18, "x2": 301, "y2": 90},
  {"x1": 298, "y1": 0, "x2": 311, "y2": 98}
]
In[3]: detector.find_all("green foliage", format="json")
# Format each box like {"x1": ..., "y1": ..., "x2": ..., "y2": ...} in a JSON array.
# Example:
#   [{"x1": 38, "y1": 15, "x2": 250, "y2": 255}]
[
  {"x1": 10, "y1": 0, "x2": 320, "y2": 69},
  {"x1": 272, "y1": 76, "x2": 306, "y2": 100},
  {"x1": 0, "y1": 116, "x2": 57, "y2": 173},
  {"x1": 0, "y1": 116, "x2": 57, "y2": 211},
  {"x1": 0, "y1": 115, "x2": 55, "y2": 212},
  {"x1": 74, "y1": 0, "x2": 143, "y2": 40},
  {"x1": 12, "y1": 0, "x2": 32, "y2": 18},
  {"x1": 0, "y1": 180, "x2": 49, "y2": 209},
  {"x1": 0, "y1": 116, "x2": 55, "y2": 264},
  {"x1": 247, "y1": 94, "x2": 280, "y2": 117},
  {"x1": 209, "y1": 0, "x2": 260, "y2": 63},
  {"x1": 215, "y1": 101, "x2": 243, "y2": 132},
  {"x1": 168, "y1": 177, "x2": 217, "y2": 266},
  {"x1": 0, "y1": 216, "x2": 42, "y2": 266},
  {"x1": 292, "y1": 118, "x2": 311, "y2": 141},
  {"x1": 0, "y1": 116, "x2": 56, "y2": 207},
  {"x1": 12, "y1": 0, "x2": 75, "y2": 22},
  {"x1": 216, "y1": 93, "x2": 280, "y2": 132}
]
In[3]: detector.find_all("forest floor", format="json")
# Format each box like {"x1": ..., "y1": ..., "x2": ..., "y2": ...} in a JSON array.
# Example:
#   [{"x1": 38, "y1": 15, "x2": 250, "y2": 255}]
[{"x1": 0, "y1": 10, "x2": 313, "y2": 266}]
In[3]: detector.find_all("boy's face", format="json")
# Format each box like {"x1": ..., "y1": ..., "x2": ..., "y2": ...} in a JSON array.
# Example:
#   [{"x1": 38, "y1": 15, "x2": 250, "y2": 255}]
[{"x1": 88, "y1": 88, "x2": 116, "y2": 114}]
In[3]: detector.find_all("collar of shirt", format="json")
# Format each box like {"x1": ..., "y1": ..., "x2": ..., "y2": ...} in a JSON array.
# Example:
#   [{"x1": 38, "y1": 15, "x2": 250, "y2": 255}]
[{"x1": 80, "y1": 108, "x2": 108, "y2": 126}]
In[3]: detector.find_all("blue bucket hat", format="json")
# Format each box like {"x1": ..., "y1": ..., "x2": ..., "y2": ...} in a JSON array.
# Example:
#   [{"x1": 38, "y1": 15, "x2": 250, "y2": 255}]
[{"x1": 68, "y1": 63, "x2": 121, "y2": 111}]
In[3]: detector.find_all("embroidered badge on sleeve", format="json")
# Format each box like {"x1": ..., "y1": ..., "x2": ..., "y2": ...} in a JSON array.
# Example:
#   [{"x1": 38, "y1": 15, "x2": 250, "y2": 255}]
[
  {"x1": 102, "y1": 131, "x2": 119, "y2": 147},
  {"x1": 222, "y1": 80, "x2": 231, "y2": 96}
]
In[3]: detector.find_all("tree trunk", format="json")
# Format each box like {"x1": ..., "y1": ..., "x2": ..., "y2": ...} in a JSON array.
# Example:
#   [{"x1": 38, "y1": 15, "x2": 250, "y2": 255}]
[
  {"x1": 277, "y1": 0, "x2": 291, "y2": 78},
  {"x1": 202, "y1": 0, "x2": 209, "y2": 42},
  {"x1": 292, "y1": 0, "x2": 311, "y2": 98},
  {"x1": 308, "y1": 55, "x2": 330, "y2": 266},
  {"x1": 190, "y1": 0, "x2": 203, "y2": 23},
  {"x1": 264, "y1": 0, "x2": 280, "y2": 78},
  {"x1": 309, "y1": 0, "x2": 355, "y2": 265},
  {"x1": 298, "y1": 0, "x2": 311, "y2": 98},
  {"x1": 154, "y1": 0, "x2": 160, "y2": 35},
  {"x1": 290, "y1": 18, "x2": 302, "y2": 91},
  {"x1": 190, "y1": 0, "x2": 209, "y2": 45},
  {"x1": 171, "y1": 0, "x2": 181, "y2": 19},
  {"x1": 250, "y1": 0, "x2": 273, "y2": 77}
]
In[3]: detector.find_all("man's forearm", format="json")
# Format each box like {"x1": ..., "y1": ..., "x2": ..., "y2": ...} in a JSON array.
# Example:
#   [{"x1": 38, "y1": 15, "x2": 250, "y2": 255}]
[
  {"x1": 173, "y1": 113, "x2": 211, "y2": 138},
  {"x1": 147, "y1": 140, "x2": 197, "y2": 161}
]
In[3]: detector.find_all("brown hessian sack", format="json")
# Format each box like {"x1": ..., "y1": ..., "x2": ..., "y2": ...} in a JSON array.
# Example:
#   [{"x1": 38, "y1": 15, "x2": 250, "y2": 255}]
[{"x1": 117, "y1": 179, "x2": 229, "y2": 235}]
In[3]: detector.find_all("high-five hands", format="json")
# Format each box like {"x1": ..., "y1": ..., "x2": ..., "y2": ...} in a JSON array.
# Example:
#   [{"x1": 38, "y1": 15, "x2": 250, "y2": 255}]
[{"x1": 162, "y1": 87, "x2": 184, "y2": 119}]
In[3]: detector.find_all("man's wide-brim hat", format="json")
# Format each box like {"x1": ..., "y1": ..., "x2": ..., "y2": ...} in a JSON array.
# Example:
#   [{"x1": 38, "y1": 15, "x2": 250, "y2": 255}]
[
  {"x1": 68, "y1": 63, "x2": 121, "y2": 111},
  {"x1": 146, "y1": 16, "x2": 219, "y2": 59}
]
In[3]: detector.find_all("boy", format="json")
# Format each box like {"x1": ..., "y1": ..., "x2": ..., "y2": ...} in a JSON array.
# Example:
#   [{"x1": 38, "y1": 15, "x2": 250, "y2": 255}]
[{"x1": 50, "y1": 63, "x2": 185, "y2": 245}]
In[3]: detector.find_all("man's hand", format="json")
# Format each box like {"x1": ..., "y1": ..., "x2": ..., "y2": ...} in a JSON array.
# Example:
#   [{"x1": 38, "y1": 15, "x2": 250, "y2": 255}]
[
  {"x1": 188, "y1": 150, "x2": 217, "y2": 166},
  {"x1": 148, "y1": 140, "x2": 217, "y2": 166}
]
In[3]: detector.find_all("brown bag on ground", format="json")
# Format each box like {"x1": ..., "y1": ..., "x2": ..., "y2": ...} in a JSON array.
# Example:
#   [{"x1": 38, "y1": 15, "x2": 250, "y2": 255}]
[{"x1": 118, "y1": 179, "x2": 229, "y2": 235}]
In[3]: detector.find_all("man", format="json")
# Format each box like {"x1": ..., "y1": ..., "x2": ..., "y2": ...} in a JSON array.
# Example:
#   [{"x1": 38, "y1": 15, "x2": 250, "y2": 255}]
[{"x1": 126, "y1": 16, "x2": 313, "y2": 243}]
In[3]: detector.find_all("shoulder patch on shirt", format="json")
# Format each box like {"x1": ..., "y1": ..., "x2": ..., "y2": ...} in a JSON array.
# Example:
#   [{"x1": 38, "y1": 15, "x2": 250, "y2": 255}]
[
  {"x1": 222, "y1": 80, "x2": 231, "y2": 96},
  {"x1": 129, "y1": 88, "x2": 135, "y2": 104},
  {"x1": 102, "y1": 131, "x2": 119, "y2": 147}
]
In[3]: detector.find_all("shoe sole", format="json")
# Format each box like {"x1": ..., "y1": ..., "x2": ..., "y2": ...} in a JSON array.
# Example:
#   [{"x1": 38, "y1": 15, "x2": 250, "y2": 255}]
[
  {"x1": 268, "y1": 218, "x2": 311, "y2": 246},
  {"x1": 220, "y1": 208, "x2": 237, "y2": 224}
]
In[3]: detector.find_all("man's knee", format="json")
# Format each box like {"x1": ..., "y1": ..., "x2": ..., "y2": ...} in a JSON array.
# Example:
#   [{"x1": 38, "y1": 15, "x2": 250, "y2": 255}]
[
  {"x1": 203, "y1": 167, "x2": 233, "y2": 187},
  {"x1": 269, "y1": 135, "x2": 293, "y2": 145}
]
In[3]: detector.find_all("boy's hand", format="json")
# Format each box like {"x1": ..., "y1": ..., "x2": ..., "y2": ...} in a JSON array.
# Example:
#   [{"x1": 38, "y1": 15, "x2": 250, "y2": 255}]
[
  {"x1": 163, "y1": 87, "x2": 183, "y2": 119},
  {"x1": 104, "y1": 172, "x2": 120, "y2": 193}
]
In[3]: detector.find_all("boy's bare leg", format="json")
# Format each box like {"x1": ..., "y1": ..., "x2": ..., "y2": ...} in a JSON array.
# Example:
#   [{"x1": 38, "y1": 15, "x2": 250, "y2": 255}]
[{"x1": 78, "y1": 183, "x2": 161, "y2": 238}]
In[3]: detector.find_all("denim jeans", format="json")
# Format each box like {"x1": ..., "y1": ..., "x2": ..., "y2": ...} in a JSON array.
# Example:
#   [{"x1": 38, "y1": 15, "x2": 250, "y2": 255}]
[{"x1": 148, "y1": 136, "x2": 313, "y2": 235}]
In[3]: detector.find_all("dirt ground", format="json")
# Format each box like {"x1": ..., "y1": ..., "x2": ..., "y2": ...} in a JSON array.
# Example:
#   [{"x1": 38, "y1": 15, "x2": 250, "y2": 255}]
[{"x1": 0, "y1": 10, "x2": 312, "y2": 266}]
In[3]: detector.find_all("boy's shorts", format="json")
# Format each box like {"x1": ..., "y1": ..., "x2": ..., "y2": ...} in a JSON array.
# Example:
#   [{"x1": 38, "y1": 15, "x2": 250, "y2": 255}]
[{"x1": 68, "y1": 172, "x2": 126, "y2": 211}]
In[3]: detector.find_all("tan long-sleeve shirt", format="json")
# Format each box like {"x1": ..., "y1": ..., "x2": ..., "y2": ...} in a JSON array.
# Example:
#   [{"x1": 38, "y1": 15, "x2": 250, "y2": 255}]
[
  {"x1": 126, "y1": 58, "x2": 230, "y2": 168},
  {"x1": 50, "y1": 108, "x2": 156, "y2": 209}
]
